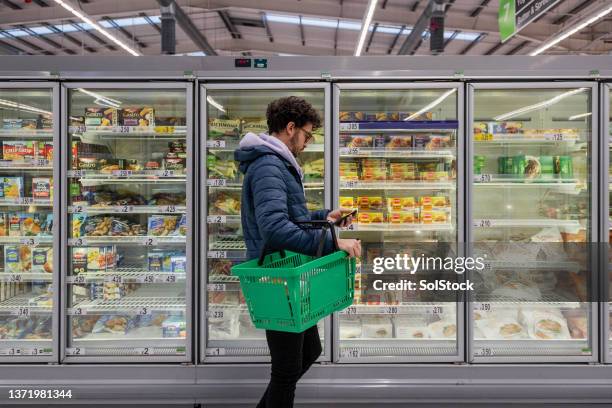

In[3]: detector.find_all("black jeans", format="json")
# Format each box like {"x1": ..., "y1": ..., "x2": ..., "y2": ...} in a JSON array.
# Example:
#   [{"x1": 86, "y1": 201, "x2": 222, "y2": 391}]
[{"x1": 256, "y1": 325, "x2": 322, "y2": 408}]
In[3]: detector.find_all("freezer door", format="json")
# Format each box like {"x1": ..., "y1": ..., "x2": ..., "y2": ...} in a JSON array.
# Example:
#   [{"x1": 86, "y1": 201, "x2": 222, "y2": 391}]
[
  {"x1": 201, "y1": 83, "x2": 332, "y2": 363},
  {"x1": 62, "y1": 83, "x2": 192, "y2": 362},
  {"x1": 333, "y1": 83, "x2": 464, "y2": 363},
  {"x1": 0, "y1": 83, "x2": 59, "y2": 362},
  {"x1": 605, "y1": 83, "x2": 611, "y2": 363},
  {"x1": 468, "y1": 83, "x2": 597, "y2": 362}
]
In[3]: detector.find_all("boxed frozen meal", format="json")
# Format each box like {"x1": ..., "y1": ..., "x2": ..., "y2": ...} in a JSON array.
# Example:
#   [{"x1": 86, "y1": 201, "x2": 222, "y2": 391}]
[
  {"x1": 4, "y1": 246, "x2": 21, "y2": 273},
  {"x1": 32, "y1": 177, "x2": 51, "y2": 200},
  {"x1": 426, "y1": 135, "x2": 452, "y2": 150},
  {"x1": 22, "y1": 213, "x2": 43, "y2": 236},
  {"x1": 0, "y1": 213, "x2": 7, "y2": 236},
  {"x1": 388, "y1": 211, "x2": 415, "y2": 224},
  {"x1": 84, "y1": 107, "x2": 117, "y2": 127},
  {"x1": 171, "y1": 255, "x2": 186, "y2": 273},
  {"x1": 3, "y1": 177, "x2": 23, "y2": 198},
  {"x1": 92, "y1": 315, "x2": 135, "y2": 335},
  {"x1": 2, "y1": 119, "x2": 22, "y2": 129},
  {"x1": 242, "y1": 119, "x2": 268, "y2": 134},
  {"x1": 347, "y1": 135, "x2": 373, "y2": 148},
  {"x1": 37, "y1": 116, "x2": 53, "y2": 130},
  {"x1": 147, "y1": 215, "x2": 178, "y2": 236},
  {"x1": 361, "y1": 316, "x2": 392, "y2": 338},
  {"x1": 31, "y1": 248, "x2": 52, "y2": 273},
  {"x1": 21, "y1": 119, "x2": 37, "y2": 130},
  {"x1": 2, "y1": 141, "x2": 36, "y2": 162},
  {"x1": 339, "y1": 196, "x2": 355, "y2": 209},
  {"x1": 162, "y1": 316, "x2": 186, "y2": 338},
  {"x1": 357, "y1": 196, "x2": 383, "y2": 211},
  {"x1": 8, "y1": 213, "x2": 21, "y2": 236},
  {"x1": 519, "y1": 308, "x2": 571, "y2": 340},
  {"x1": 72, "y1": 248, "x2": 88, "y2": 274},
  {"x1": 387, "y1": 197, "x2": 415, "y2": 211},
  {"x1": 357, "y1": 212, "x2": 384, "y2": 224},
  {"x1": 119, "y1": 107, "x2": 154, "y2": 127},
  {"x1": 208, "y1": 119, "x2": 240, "y2": 138},
  {"x1": 386, "y1": 135, "x2": 412, "y2": 149},
  {"x1": 393, "y1": 317, "x2": 428, "y2": 339},
  {"x1": 86, "y1": 246, "x2": 116, "y2": 271}
]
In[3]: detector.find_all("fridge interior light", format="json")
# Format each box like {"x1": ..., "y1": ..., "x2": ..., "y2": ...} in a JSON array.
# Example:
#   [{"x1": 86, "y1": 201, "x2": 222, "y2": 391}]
[
  {"x1": 76, "y1": 88, "x2": 122, "y2": 108},
  {"x1": 206, "y1": 96, "x2": 226, "y2": 113},
  {"x1": 404, "y1": 88, "x2": 457, "y2": 121},
  {"x1": 568, "y1": 112, "x2": 592, "y2": 121},
  {"x1": 0, "y1": 98, "x2": 52, "y2": 116},
  {"x1": 354, "y1": 0, "x2": 379, "y2": 56},
  {"x1": 52, "y1": 0, "x2": 142, "y2": 56},
  {"x1": 529, "y1": 3, "x2": 612, "y2": 56},
  {"x1": 493, "y1": 88, "x2": 588, "y2": 121}
]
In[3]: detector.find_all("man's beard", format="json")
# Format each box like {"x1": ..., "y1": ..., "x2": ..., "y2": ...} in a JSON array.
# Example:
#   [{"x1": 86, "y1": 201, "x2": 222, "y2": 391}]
[{"x1": 288, "y1": 137, "x2": 300, "y2": 157}]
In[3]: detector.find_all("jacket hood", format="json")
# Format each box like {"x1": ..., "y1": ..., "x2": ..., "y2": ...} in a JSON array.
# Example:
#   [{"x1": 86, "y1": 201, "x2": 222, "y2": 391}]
[{"x1": 234, "y1": 132, "x2": 303, "y2": 179}]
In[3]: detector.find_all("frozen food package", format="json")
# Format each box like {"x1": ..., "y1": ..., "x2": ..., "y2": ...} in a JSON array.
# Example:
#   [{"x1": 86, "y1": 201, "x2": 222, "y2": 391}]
[
  {"x1": 339, "y1": 196, "x2": 355, "y2": 209},
  {"x1": 32, "y1": 177, "x2": 51, "y2": 200},
  {"x1": 242, "y1": 119, "x2": 268, "y2": 134},
  {"x1": 137, "y1": 312, "x2": 168, "y2": 328},
  {"x1": 2, "y1": 119, "x2": 22, "y2": 129},
  {"x1": 147, "y1": 215, "x2": 178, "y2": 236},
  {"x1": 170, "y1": 255, "x2": 186, "y2": 273},
  {"x1": 393, "y1": 317, "x2": 429, "y2": 339},
  {"x1": 209, "y1": 308, "x2": 239, "y2": 340},
  {"x1": 72, "y1": 316, "x2": 100, "y2": 339},
  {"x1": 21, "y1": 213, "x2": 42, "y2": 236},
  {"x1": 347, "y1": 135, "x2": 373, "y2": 148},
  {"x1": 162, "y1": 316, "x2": 186, "y2": 338},
  {"x1": 0, "y1": 213, "x2": 7, "y2": 236},
  {"x1": 8, "y1": 212, "x2": 20, "y2": 236},
  {"x1": 92, "y1": 315, "x2": 136, "y2": 335},
  {"x1": 426, "y1": 319, "x2": 457, "y2": 339},
  {"x1": 519, "y1": 308, "x2": 571, "y2": 340},
  {"x1": 3, "y1": 177, "x2": 23, "y2": 198},
  {"x1": 386, "y1": 135, "x2": 412, "y2": 149},
  {"x1": 357, "y1": 196, "x2": 383, "y2": 211},
  {"x1": 361, "y1": 316, "x2": 392, "y2": 338},
  {"x1": 357, "y1": 212, "x2": 384, "y2": 224},
  {"x1": 4, "y1": 245, "x2": 21, "y2": 273},
  {"x1": 425, "y1": 135, "x2": 452, "y2": 150},
  {"x1": 339, "y1": 317, "x2": 362, "y2": 339},
  {"x1": 2, "y1": 141, "x2": 36, "y2": 162},
  {"x1": 120, "y1": 107, "x2": 154, "y2": 127},
  {"x1": 31, "y1": 248, "x2": 52, "y2": 273},
  {"x1": 475, "y1": 313, "x2": 526, "y2": 340},
  {"x1": 208, "y1": 119, "x2": 240, "y2": 138},
  {"x1": 564, "y1": 311, "x2": 588, "y2": 339},
  {"x1": 388, "y1": 211, "x2": 415, "y2": 224},
  {"x1": 84, "y1": 107, "x2": 117, "y2": 127}
]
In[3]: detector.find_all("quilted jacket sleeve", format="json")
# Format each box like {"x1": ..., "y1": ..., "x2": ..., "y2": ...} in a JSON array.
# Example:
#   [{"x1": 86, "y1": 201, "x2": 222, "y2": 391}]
[
  {"x1": 250, "y1": 158, "x2": 335, "y2": 256},
  {"x1": 309, "y1": 209, "x2": 330, "y2": 221}
]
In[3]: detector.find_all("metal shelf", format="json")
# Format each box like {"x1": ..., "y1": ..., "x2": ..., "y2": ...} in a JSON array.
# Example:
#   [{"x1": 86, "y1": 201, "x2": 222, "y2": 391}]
[
  {"x1": 339, "y1": 302, "x2": 453, "y2": 315},
  {"x1": 484, "y1": 260, "x2": 581, "y2": 271},
  {"x1": 69, "y1": 295, "x2": 186, "y2": 315},
  {"x1": 0, "y1": 293, "x2": 52, "y2": 315},
  {"x1": 475, "y1": 133, "x2": 581, "y2": 144},
  {"x1": 339, "y1": 181, "x2": 455, "y2": 190},
  {"x1": 66, "y1": 345, "x2": 186, "y2": 357},
  {"x1": 206, "y1": 215, "x2": 241, "y2": 224},
  {"x1": 0, "y1": 164, "x2": 51, "y2": 171},
  {"x1": 0, "y1": 198, "x2": 52, "y2": 207},
  {"x1": 473, "y1": 339, "x2": 591, "y2": 357},
  {"x1": 0, "y1": 273, "x2": 52, "y2": 282},
  {"x1": 66, "y1": 266, "x2": 186, "y2": 284},
  {"x1": 208, "y1": 274, "x2": 240, "y2": 283},
  {"x1": 473, "y1": 219, "x2": 582, "y2": 229},
  {"x1": 342, "y1": 223, "x2": 454, "y2": 232},
  {"x1": 71, "y1": 125, "x2": 186, "y2": 138},
  {"x1": 474, "y1": 176, "x2": 581, "y2": 192},
  {"x1": 339, "y1": 342, "x2": 457, "y2": 358},
  {"x1": 339, "y1": 120, "x2": 458, "y2": 132},
  {"x1": 68, "y1": 205, "x2": 187, "y2": 215},
  {"x1": 0, "y1": 236, "x2": 53, "y2": 245},
  {"x1": 0, "y1": 129, "x2": 53, "y2": 139},
  {"x1": 67, "y1": 170, "x2": 186, "y2": 184},
  {"x1": 207, "y1": 181, "x2": 323, "y2": 189},
  {"x1": 68, "y1": 236, "x2": 186, "y2": 246},
  {"x1": 473, "y1": 292, "x2": 583, "y2": 307},
  {"x1": 207, "y1": 140, "x2": 324, "y2": 153},
  {"x1": 339, "y1": 148, "x2": 455, "y2": 158}
]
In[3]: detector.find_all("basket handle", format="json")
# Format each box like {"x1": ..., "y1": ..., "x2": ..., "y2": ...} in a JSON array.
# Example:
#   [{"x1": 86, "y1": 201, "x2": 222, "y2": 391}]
[{"x1": 257, "y1": 220, "x2": 339, "y2": 266}]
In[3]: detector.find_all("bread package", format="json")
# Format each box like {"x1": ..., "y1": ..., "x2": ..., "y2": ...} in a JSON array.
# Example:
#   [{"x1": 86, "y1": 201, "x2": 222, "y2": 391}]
[
  {"x1": 361, "y1": 316, "x2": 392, "y2": 338},
  {"x1": 393, "y1": 317, "x2": 428, "y2": 339},
  {"x1": 519, "y1": 307, "x2": 571, "y2": 340},
  {"x1": 426, "y1": 318, "x2": 457, "y2": 339}
]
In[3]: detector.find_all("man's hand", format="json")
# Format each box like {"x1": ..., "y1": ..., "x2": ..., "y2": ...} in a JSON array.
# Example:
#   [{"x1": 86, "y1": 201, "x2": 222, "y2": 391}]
[
  {"x1": 337, "y1": 238, "x2": 361, "y2": 258},
  {"x1": 327, "y1": 208, "x2": 355, "y2": 227}
]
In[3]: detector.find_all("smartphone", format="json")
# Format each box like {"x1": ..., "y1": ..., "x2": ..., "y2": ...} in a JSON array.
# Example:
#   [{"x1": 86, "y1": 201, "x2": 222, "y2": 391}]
[{"x1": 334, "y1": 209, "x2": 357, "y2": 226}]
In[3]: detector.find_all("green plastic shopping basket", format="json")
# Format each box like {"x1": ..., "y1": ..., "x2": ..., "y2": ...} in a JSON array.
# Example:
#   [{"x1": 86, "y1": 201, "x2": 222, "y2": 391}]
[{"x1": 231, "y1": 220, "x2": 356, "y2": 333}]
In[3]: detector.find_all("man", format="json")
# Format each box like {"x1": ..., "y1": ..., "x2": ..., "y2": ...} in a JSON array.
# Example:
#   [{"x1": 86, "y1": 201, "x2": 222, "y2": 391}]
[{"x1": 234, "y1": 96, "x2": 361, "y2": 407}]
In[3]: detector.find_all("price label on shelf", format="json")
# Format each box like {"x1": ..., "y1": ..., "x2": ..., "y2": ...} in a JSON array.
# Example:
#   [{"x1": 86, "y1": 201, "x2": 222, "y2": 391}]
[
  {"x1": 68, "y1": 238, "x2": 88, "y2": 246},
  {"x1": 67, "y1": 275, "x2": 86, "y2": 284},
  {"x1": 142, "y1": 237, "x2": 158, "y2": 246},
  {"x1": 344, "y1": 223, "x2": 358, "y2": 231},
  {"x1": 66, "y1": 347, "x2": 86, "y2": 356},
  {"x1": 70, "y1": 205, "x2": 86, "y2": 213},
  {"x1": 68, "y1": 307, "x2": 86, "y2": 316},
  {"x1": 19, "y1": 237, "x2": 40, "y2": 247},
  {"x1": 476, "y1": 174, "x2": 492, "y2": 183},
  {"x1": 36, "y1": 158, "x2": 48, "y2": 167},
  {"x1": 342, "y1": 348, "x2": 361, "y2": 359},
  {"x1": 114, "y1": 205, "x2": 134, "y2": 214},
  {"x1": 138, "y1": 274, "x2": 155, "y2": 284},
  {"x1": 15, "y1": 307, "x2": 30, "y2": 317},
  {"x1": 8, "y1": 274, "x2": 22, "y2": 283},
  {"x1": 474, "y1": 219, "x2": 492, "y2": 228},
  {"x1": 163, "y1": 275, "x2": 177, "y2": 283},
  {"x1": 207, "y1": 309, "x2": 225, "y2": 319},
  {"x1": 138, "y1": 307, "x2": 149, "y2": 315},
  {"x1": 206, "y1": 348, "x2": 226, "y2": 356},
  {"x1": 112, "y1": 169, "x2": 133, "y2": 177},
  {"x1": 343, "y1": 306, "x2": 357, "y2": 315},
  {"x1": 207, "y1": 251, "x2": 227, "y2": 259},
  {"x1": 70, "y1": 170, "x2": 85, "y2": 178},
  {"x1": 477, "y1": 347, "x2": 494, "y2": 357},
  {"x1": 476, "y1": 303, "x2": 492, "y2": 312},
  {"x1": 340, "y1": 180, "x2": 359, "y2": 189},
  {"x1": 483, "y1": 261, "x2": 492, "y2": 271},
  {"x1": 160, "y1": 169, "x2": 176, "y2": 177},
  {"x1": 208, "y1": 283, "x2": 226, "y2": 291},
  {"x1": 104, "y1": 275, "x2": 123, "y2": 284},
  {"x1": 206, "y1": 140, "x2": 226, "y2": 148},
  {"x1": 3, "y1": 348, "x2": 22, "y2": 356},
  {"x1": 427, "y1": 306, "x2": 444, "y2": 315},
  {"x1": 384, "y1": 306, "x2": 399, "y2": 314},
  {"x1": 135, "y1": 347, "x2": 152, "y2": 356},
  {"x1": 207, "y1": 215, "x2": 227, "y2": 224},
  {"x1": 339, "y1": 123, "x2": 360, "y2": 131},
  {"x1": 207, "y1": 179, "x2": 227, "y2": 187},
  {"x1": 19, "y1": 197, "x2": 34, "y2": 205},
  {"x1": 544, "y1": 132, "x2": 563, "y2": 141},
  {"x1": 339, "y1": 147, "x2": 361, "y2": 155},
  {"x1": 159, "y1": 205, "x2": 178, "y2": 213},
  {"x1": 116, "y1": 126, "x2": 131, "y2": 133}
]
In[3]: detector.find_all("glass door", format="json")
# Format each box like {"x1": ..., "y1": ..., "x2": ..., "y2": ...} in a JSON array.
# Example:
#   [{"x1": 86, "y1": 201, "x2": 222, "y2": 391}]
[
  {"x1": 62, "y1": 83, "x2": 192, "y2": 362},
  {"x1": 0, "y1": 84, "x2": 59, "y2": 361},
  {"x1": 201, "y1": 83, "x2": 330, "y2": 362},
  {"x1": 468, "y1": 83, "x2": 597, "y2": 362},
  {"x1": 333, "y1": 83, "x2": 463, "y2": 363},
  {"x1": 605, "y1": 83, "x2": 611, "y2": 363}
]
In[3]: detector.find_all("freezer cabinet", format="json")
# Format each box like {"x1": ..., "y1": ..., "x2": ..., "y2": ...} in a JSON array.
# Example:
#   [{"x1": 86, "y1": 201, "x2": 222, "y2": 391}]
[
  {"x1": 0, "y1": 83, "x2": 59, "y2": 362},
  {"x1": 604, "y1": 83, "x2": 612, "y2": 363},
  {"x1": 468, "y1": 83, "x2": 597, "y2": 362},
  {"x1": 333, "y1": 83, "x2": 464, "y2": 363},
  {"x1": 201, "y1": 83, "x2": 332, "y2": 362},
  {"x1": 62, "y1": 83, "x2": 193, "y2": 362}
]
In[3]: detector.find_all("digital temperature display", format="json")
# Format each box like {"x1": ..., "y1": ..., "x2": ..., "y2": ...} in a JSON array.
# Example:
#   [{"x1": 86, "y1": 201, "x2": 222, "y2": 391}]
[{"x1": 234, "y1": 58, "x2": 252, "y2": 68}]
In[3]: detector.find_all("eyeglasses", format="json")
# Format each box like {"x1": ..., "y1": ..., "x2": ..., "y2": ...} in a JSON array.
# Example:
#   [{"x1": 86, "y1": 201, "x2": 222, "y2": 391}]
[{"x1": 298, "y1": 127, "x2": 314, "y2": 144}]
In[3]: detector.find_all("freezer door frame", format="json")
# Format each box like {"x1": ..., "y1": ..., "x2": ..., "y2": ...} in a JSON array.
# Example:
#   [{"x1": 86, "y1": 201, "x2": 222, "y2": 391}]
[
  {"x1": 467, "y1": 81, "x2": 599, "y2": 363},
  {"x1": 199, "y1": 81, "x2": 333, "y2": 363},
  {"x1": 60, "y1": 81, "x2": 194, "y2": 363},
  {"x1": 603, "y1": 82, "x2": 611, "y2": 364},
  {"x1": 0, "y1": 81, "x2": 60, "y2": 363},
  {"x1": 332, "y1": 81, "x2": 465, "y2": 363}
]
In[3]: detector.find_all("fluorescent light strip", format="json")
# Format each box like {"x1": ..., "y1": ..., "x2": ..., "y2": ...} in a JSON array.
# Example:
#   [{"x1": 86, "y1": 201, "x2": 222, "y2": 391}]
[
  {"x1": 0, "y1": 99, "x2": 52, "y2": 116},
  {"x1": 529, "y1": 4, "x2": 612, "y2": 56},
  {"x1": 355, "y1": 0, "x2": 379, "y2": 56},
  {"x1": 77, "y1": 88, "x2": 122, "y2": 108},
  {"x1": 404, "y1": 89, "x2": 457, "y2": 121},
  {"x1": 207, "y1": 96, "x2": 226, "y2": 113},
  {"x1": 52, "y1": 0, "x2": 141, "y2": 56},
  {"x1": 568, "y1": 112, "x2": 592, "y2": 121},
  {"x1": 494, "y1": 88, "x2": 588, "y2": 121}
]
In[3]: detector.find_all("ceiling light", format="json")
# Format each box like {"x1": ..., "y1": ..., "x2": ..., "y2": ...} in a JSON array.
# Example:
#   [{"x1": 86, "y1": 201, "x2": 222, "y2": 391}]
[
  {"x1": 77, "y1": 88, "x2": 122, "y2": 108},
  {"x1": 529, "y1": 4, "x2": 612, "y2": 56},
  {"x1": 494, "y1": 88, "x2": 588, "y2": 121},
  {"x1": 568, "y1": 112, "x2": 592, "y2": 121},
  {"x1": 0, "y1": 99, "x2": 52, "y2": 116},
  {"x1": 405, "y1": 89, "x2": 456, "y2": 121},
  {"x1": 354, "y1": 0, "x2": 379, "y2": 56},
  {"x1": 52, "y1": 0, "x2": 141, "y2": 56},
  {"x1": 207, "y1": 96, "x2": 226, "y2": 113}
]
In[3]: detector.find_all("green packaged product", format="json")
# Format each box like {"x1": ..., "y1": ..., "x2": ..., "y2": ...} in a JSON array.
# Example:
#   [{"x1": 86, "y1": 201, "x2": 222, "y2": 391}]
[
  {"x1": 497, "y1": 156, "x2": 514, "y2": 175},
  {"x1": 559, "y1": 156, "x2": 573, "y2": 178},
  {"x1": 539, "y1": 156, "x2": 554, "y2": 179},
  {"x1": 512, "y1": 155, "x2": 527, "y2": 177}
]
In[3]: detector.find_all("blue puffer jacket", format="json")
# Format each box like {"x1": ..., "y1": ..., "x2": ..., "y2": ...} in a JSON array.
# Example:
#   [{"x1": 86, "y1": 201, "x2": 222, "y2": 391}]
[{"x1": 234, "y1": 132, "x2": 334, "y2": 261}]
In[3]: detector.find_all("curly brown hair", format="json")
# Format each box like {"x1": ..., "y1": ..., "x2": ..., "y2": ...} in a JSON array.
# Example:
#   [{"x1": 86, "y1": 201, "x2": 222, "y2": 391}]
[{"x1": 266, "y1": 96, "x2": 322, "y2": 134}]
